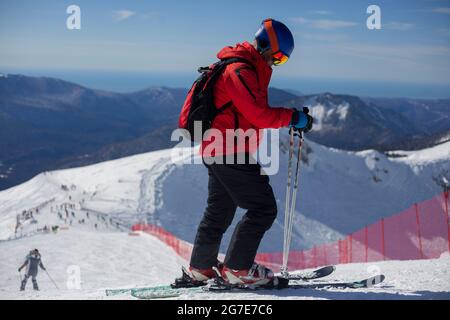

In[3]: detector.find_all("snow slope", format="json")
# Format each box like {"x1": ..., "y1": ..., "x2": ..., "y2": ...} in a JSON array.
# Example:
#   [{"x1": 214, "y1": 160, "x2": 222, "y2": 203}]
[
  {"x1": 177, "y1": 256, "x2": 450, "y2": 300},
  {"x1": 0, "y1": 138, "x2": 449, "y2": 299},
  {"x1": 0, "y1": 229, "x2": 185, "y2": 300},
  {"x1": 0, "y1": 226, "x2": 448, "y2": 299},
  {"x1": 0, "y1": 137, "x2": 448, "y2": 252},
  {"x1": 159, "y1": 135, "x2": 449, "y2": 251}
]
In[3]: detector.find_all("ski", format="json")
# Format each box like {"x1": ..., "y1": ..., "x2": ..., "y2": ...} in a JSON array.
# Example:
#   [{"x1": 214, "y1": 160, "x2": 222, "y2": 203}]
[
  {"x1": 284, "y1": 265, "x2": 335, "y2": 281},
  {"x1": 204, "y1": 274, "x2": 385, "y2": 292},
  {"x1": 289, "y1": 274, "x2": 386, "y2": 290},
  {"x1": 131, "y1": 286, "x2": 203, "y2": 299},
  {"x1": 105, "y1": 265, "x2": 335, "y2": 297},
  {"x1": 105, "y1": 284, "x2": 171, "y2": 297},
  {"x1": 129, "y1": 274, "x2": 385, "y2": 300}
]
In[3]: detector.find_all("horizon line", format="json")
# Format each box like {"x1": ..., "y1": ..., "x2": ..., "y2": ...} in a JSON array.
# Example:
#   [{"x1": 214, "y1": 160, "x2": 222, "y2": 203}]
[{"x1": 1, "y1": 69, "x2": 450, "y2": 100}]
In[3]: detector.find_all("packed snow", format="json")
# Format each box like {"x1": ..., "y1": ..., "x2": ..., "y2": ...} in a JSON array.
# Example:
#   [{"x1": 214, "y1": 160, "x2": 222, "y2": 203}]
[
  {"x1": 0, "y1": 227, "x2": 448, "y2": 300},
  {"x1": 0, "y1": 229, "x2": 185, "y2": 300},
  {"x1": 0, "y1": 136, "x2": 449, "y2": 299}
]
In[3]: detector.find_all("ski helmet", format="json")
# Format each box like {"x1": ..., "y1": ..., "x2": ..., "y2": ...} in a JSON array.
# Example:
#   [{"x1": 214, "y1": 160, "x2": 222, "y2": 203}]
[{"x1": 255, "y1": 18, "x2": 294, "y2": 65}]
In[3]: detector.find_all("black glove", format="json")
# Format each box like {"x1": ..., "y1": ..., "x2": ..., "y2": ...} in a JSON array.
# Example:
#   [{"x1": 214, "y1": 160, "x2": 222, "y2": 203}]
[{"x1": 290, "y1": 107, "x2": 313, "y2": 133}]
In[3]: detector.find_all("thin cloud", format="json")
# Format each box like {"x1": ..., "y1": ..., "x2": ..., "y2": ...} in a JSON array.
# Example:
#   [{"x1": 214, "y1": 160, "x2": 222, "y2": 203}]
[
  {"x1": 432, "y1": 7, "x2": 450, "y2": 14},
  {"x1": 113, "y1": 10, "x2": 136, "y2": 21},
  {"x1": 290, "y1": 17, "x2": 308, "y2": 24},
  {"x1": 308, "y1": 10, "x2": 333, "y2": 15},
  {"x1": 311, "y1": 19, "x2": 357, "y2": 30},
  {"x1": 384, "y1": 22, "x2": 415, "y2": 31},
  {"x1": 290, "y1": 17, "x2": 357, "y2": 30},
  {"x1": 301, "y1": 33, "x2": 351, "y2": 42}
]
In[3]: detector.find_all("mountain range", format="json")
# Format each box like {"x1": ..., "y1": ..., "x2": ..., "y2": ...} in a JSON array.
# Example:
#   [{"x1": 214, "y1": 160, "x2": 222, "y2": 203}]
[{"x1": 1, "y1": 73, "x2": 449, "y2": 191}]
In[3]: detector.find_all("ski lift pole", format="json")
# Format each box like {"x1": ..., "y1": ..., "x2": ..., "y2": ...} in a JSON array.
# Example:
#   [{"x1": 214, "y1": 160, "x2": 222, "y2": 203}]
[{"x1": 281, "y1": 129, "x2": 304, "y2": 278}]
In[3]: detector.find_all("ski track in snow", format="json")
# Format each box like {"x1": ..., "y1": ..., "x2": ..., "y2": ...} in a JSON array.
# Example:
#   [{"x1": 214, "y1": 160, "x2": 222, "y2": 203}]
[{"x1": 136, "y1": 158, "x2": 173, "y2": 224}]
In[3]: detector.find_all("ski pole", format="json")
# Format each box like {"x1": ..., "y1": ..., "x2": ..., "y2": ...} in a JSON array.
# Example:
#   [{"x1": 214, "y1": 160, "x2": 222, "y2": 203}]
[
  {"x1": 286, "y1": 131, "x2": 303, "y2": 263},
  {"x1": 282, "y1": 128, "x2": 295, "y2": 277},
  {"x1": 45, "y1": 270, "x2": 59, "y2": 289},
  {"x1": 281, "y1": 130, "x2": 304, "y2": 278}
]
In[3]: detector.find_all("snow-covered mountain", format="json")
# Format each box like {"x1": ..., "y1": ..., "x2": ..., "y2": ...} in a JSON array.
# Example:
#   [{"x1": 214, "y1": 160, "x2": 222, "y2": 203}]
[
  {"x1": 1, "y1": 135, "x2": 448, "y2": 253},
  {"x1": 2, "y1": 74, "x2": 449, "y2": 192},
  {"x1": 0, "y1": 74, "x2": 187, "y2": 191},
  {"x1": 363, "y1": 97, "x2": 450, "y2": 136},
  {"x1": 279, "y1": 93, "x2": 426, "y2": 151}
]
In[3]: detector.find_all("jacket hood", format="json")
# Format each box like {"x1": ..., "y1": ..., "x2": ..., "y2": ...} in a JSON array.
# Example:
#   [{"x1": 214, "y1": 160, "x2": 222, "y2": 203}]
[{"x1": 216, "y1": 41, "x2": 271, "y2": 71}]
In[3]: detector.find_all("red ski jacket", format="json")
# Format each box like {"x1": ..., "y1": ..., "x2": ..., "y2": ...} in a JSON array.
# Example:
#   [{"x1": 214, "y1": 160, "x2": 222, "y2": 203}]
[{"x1": 200, "y1": 41, "x2": 294, "y2": 157}]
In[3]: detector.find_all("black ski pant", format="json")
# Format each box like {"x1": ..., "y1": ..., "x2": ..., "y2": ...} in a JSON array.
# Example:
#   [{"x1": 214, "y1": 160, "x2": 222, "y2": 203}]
[{"x1": 190, "y1": 160, "x2": 277, "y2": 270}]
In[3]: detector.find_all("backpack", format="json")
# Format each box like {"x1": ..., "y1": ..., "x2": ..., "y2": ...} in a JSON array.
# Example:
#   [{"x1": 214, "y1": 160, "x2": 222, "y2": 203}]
[{"x1": 178, "y1": 57, "x2": 252, "y2": 142}]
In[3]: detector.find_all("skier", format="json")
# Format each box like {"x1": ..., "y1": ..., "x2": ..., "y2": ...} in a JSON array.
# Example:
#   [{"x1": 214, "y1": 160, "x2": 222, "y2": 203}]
[
  {"x1": 18, "y1": 249, "x2": 46, "y2": 291},
  {"x1": 184, "y1": 19, "x2": 313, "y2": 287}
]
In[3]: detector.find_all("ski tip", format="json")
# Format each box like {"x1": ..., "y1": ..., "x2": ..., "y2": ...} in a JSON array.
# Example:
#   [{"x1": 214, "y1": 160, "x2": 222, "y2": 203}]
[
  {"x1": 323, "y1": 265, "x2": 336, "y2": 272},
  {"x1": 365, "y1": 274, "x2": 385, "y2": 287},
  {"x1": 318, "y1": 265, "x2": 336, "y2": 272}
]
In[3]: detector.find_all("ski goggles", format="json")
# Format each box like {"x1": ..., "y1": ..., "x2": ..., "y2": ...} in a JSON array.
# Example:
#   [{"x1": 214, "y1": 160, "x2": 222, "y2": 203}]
[
  {"x1": 272, "y1": 51, "x2": 289, "y2": 66},
  {"x1": 263, "y1": 19, "x2": 289, "y2": 66}
]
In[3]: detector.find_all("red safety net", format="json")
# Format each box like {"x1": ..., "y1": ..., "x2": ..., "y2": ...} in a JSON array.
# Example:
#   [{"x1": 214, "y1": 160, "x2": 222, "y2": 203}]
[
  {"x1": 131, "y1": 191, "x2": 450, "y2": 271},
  {"x1": 131, "y1": 223, "x2": 193, "y2": 261},
  {"x1": 418, "y1": 194, "x2": 449, "y2": 258}
]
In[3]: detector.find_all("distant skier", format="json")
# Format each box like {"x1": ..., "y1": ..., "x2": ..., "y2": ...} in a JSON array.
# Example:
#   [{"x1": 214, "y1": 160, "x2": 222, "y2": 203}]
[
  {"x1": 18, "y1": 249, "x2": 46, "y2": 291},
  {"x1": 180, "y1": 19, "x2": 313, "y2": 287}
]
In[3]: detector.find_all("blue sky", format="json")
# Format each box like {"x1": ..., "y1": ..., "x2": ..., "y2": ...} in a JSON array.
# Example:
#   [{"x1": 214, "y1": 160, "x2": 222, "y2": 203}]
[{"x1": 1, "y1": 0, "x2": 450, "y2": 95}]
